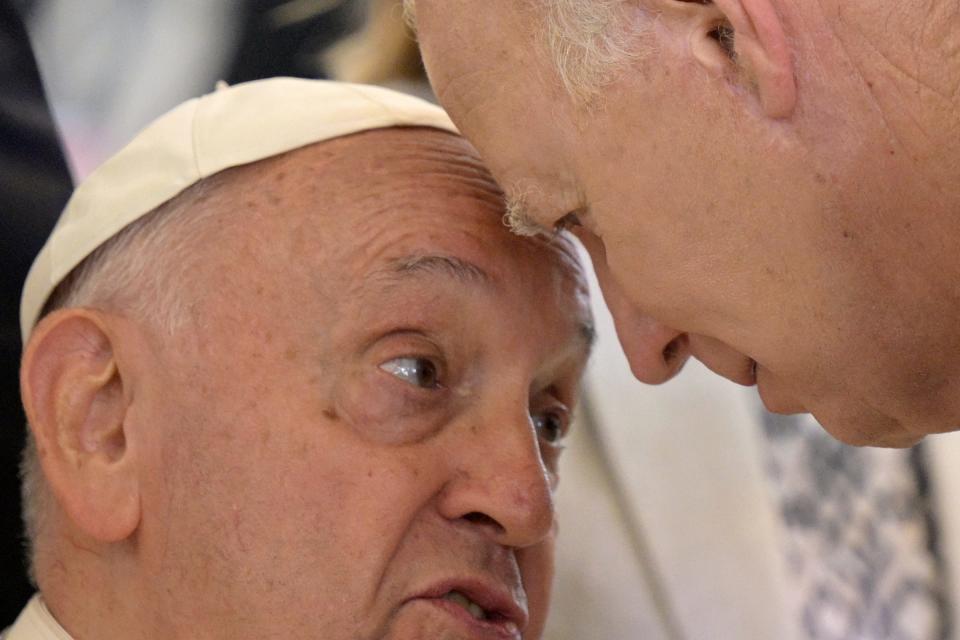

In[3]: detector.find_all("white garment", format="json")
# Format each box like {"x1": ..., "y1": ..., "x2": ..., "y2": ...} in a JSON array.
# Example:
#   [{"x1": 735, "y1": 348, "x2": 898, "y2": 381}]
[{"x1": 3, "y1": 596, "x2": 72, "y2": 640}]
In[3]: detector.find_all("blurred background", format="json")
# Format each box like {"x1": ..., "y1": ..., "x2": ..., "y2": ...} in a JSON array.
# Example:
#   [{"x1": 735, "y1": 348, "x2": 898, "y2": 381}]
[{"x1": 4, "y1": 1, "x2": 960, "y2": 638}]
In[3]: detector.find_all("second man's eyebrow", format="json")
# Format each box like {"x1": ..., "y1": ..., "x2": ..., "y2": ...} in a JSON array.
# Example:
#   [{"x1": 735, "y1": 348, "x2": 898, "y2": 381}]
[{"x1": 504, "y1": 193, "x2": 552, "y2": 238}]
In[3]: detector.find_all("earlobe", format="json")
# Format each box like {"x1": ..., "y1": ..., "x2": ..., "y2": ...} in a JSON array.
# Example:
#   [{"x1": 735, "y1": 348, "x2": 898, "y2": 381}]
[
  {"x1": 21, "y1": 310, "x2": 141, "y2": 543},
  {"x1": 687, "y1": 0, "x2": 797, "y2": 118}
]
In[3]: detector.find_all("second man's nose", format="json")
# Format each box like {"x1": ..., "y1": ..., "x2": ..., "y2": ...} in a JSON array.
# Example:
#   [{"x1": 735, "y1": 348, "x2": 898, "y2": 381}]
[
  {"x1": 611, "y1": 304, "x2": 690, "y2": 384},
  {"x1": 575, "y1": 230, "x2": 690, "y2": 384},
  {"x1": 583, "y1": 239, "x2": 690, "y2": 384}
]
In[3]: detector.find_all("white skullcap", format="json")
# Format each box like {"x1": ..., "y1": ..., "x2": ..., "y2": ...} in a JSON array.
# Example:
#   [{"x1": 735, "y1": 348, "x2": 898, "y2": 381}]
[{"x1": 20, "y1": 77, "x2": 458, "y2": 341}]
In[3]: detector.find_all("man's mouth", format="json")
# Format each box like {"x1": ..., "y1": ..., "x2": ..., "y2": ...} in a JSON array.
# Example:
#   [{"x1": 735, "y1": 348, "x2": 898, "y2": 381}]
[
  {"x1": 443, "y1": 590, "x2": 490, "y2": 621},
  {"x1": 441, "y1": 590, "x2": 521, "y2": 631},
  {"x1": 408, "y1": 580, "x2": 527, "y2": 638}
]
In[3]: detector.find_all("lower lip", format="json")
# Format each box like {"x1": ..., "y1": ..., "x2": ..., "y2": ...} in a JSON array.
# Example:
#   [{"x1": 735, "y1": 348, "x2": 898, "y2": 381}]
[{"x1": 409, "y1": 597, "x2": 522, "y2": 640}]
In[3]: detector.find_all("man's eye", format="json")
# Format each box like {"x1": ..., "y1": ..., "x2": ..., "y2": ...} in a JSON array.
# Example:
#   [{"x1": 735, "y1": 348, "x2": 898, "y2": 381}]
[
  {"x1": 379, "y1": 356, "x2": 441, "y2": 389},
  {"x1": 532, "y1": 409, "x2": 568, "y2": 444}
]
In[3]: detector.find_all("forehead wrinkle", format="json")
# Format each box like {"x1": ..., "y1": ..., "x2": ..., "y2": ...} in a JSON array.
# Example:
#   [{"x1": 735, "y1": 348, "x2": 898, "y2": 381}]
[
  {"x1": 356, "y1": 174, "x2": 506, "y2": 216},
  {"x1": 328, "y1": 135, "x2": 508, "y2": 218},
  {"x1": 297, "y1": 127, "x2": 492, "y2": 184}
]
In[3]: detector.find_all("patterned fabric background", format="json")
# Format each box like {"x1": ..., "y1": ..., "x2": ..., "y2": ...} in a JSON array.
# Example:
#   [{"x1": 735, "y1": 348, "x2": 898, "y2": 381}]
[{"x1": 761, "y1": 412, "x2": 949, "y2": 640}]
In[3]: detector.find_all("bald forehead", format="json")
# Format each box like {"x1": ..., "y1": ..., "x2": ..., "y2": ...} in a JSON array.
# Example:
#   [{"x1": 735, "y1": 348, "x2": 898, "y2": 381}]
[
  {"x1": 236, "y1": 127, "x2": 505, "y2": 211},
  {"x1": 240, "y1": 127, "x2": 584, "y2": 282},
  {"x1": 175, "y1": 124, "x2": 591, "y2": 355},
  {"x1": 193, "y1": 127, "x2": 523, "y2": 266}
]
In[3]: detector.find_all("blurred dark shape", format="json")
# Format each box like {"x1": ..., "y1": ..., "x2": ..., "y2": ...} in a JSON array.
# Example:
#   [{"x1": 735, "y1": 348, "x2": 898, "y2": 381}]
[
  {"x1": 226, "y1": 0, "x2": 361, "y2": 83},
  {"x1": 0, "y1": 0, "x2": 72, "y2": 624},
  {"x1": 325, "y1": 0, "x2": 426, "y2": 87}
]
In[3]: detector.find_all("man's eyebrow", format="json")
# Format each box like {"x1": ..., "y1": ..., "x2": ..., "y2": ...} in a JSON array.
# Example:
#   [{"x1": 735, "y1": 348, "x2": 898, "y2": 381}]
[
  {"x1": 386, "y1": 254, "x2": 494, "y2": 286},
  {"x1": 503, "y1": 193, "x2": 552, "y2": 238},
  {"x1": 381, "y1": 254, "x2": 596, "y2": 351}
]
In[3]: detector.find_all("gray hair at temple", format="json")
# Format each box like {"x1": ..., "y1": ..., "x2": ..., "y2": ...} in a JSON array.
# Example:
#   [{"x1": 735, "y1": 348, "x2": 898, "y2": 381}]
[
  {"x1": 403, "y1": 0, "x2": 649, "y2": 100},
  {"x1": 20, "y1": 175, "x2": 229, "y2": 584}
]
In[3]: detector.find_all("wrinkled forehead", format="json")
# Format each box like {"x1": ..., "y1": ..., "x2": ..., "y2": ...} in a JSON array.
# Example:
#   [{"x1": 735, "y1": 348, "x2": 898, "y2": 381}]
[
  {"x1": 339, "y1": 130, "x2": 584, "y2": 294},
  {"x1": 252, "y1": 127, "x2": 506, "y2": 208},
  {"x1": 170, "y1": 126, "x2": 594, "y2": 379},
  {"x1": 215, "y1": 127, "x2": 588, "y2": 297}
]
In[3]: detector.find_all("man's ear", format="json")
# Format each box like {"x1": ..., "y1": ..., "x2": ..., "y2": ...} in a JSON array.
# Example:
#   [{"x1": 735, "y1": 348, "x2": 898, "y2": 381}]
[
  {"x1": 20, "y1": 309, "x2": 140, "y2": 543},
  {"x1": 675, "y1": 0, "x2": 797, "y2": 118}
]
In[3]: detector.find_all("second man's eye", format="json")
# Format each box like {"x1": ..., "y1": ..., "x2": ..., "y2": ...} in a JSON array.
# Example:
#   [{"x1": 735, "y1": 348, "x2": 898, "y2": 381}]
[
  {"x1": 553, "y1": 211, "x2": 583, "y2": 233},
  {"x1": 531, "y1": 409, "x2": 568, "y2": 445},
  {"x1": 380, "y1": 356, "x2": 441, "y2": 389}
]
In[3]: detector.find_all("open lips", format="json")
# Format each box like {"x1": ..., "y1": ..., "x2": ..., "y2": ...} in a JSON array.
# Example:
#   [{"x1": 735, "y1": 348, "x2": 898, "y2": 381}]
[
  {"x1": 409, "y1": 580, "x2": 528, "y2": 638},
  {"x1": 443, "y1": 590, "x2": 519, "y2": 630}
]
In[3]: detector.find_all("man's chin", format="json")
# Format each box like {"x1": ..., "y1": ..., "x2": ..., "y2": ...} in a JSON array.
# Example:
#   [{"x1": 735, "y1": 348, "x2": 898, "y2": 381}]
[
  {"x1": 828, "y1": 426, "x2": 924, "y2": 448},
  {"x1": 756, "y1": 372, "x2": 929, "y2": 447},
  {"x1": 810, "y1": 406, "x2": 924, "y2": 449}
]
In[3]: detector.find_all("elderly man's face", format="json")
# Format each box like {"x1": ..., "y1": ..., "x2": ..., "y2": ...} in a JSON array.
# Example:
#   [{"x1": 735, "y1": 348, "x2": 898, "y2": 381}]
[
  {"x1": 131, "y1": 129, "x2": 591, "y2": 639},
  {"x1": 414, "y1": 0, "x2": 960, "y2": 445}
]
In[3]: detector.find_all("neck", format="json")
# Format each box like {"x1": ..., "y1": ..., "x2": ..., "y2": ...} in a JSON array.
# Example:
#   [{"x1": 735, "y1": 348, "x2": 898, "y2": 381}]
[{"x1": 36, "y1": 523, "x2": 155, "y2": 640}]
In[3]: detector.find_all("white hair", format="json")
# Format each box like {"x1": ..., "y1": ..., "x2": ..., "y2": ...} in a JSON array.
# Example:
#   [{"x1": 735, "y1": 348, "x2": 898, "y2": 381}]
[
  {"x1": 42, "y1": 176, "x2": 231, "y2": 335},
  {"x1": 402, "y1": 0, "x2": 647, "y2": 100},
  {"x1": 502, "y1": 185, "x2": 553, "y2": 238},
  {"x1": 20, "y1": 171, "x2": 232, "y2": 584},
  {"x1": 541, "y1": 0, "x2": 651, "y2": 101},
  {"x1": 401, "y1": 0, "x2": 416, "y2": 30}
]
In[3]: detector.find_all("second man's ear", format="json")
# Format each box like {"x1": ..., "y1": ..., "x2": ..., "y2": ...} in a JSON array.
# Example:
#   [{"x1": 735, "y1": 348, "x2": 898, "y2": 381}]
[
  {"x1": 20, "y1": 309, "x2": 141, "y2": 543},
  {"x1": 676, "y1": 0, "x2": 797, "y2": 118}
]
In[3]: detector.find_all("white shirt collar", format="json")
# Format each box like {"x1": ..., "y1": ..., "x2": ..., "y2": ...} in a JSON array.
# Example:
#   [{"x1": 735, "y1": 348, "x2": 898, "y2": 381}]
[{"x1": 3, "y1": 595, "x2": 73, "y2": 640}]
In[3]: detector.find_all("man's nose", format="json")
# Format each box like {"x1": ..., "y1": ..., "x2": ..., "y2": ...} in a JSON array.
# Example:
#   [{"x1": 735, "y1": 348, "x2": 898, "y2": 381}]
[
  {"x1": 437, "y1": 409, "x2": 555, "y2": 549},
  {"x1": 609, "y1": 299, "x2": 690, "y2": 384},
  {"x1": 584, "y1": 237, "x2": 689, "y2": 384},
  {"x1": 601, "y1": 275, "x2": 756, "y2": 387}
]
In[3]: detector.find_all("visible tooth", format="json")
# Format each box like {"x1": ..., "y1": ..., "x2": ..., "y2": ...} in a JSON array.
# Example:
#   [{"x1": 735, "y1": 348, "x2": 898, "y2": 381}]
[
  {"x1": 503, "y1": 621, "x2": 520, "y2": 635},
  {"x1": 444, "y1": 591, "x2": 471, "y2": 608},
  {"x1": 442, "y1": 591, "x2": 486, "y2": 620},
  {"x1": 467, "y1": 601, "x2": 486, "y2": 620}
]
